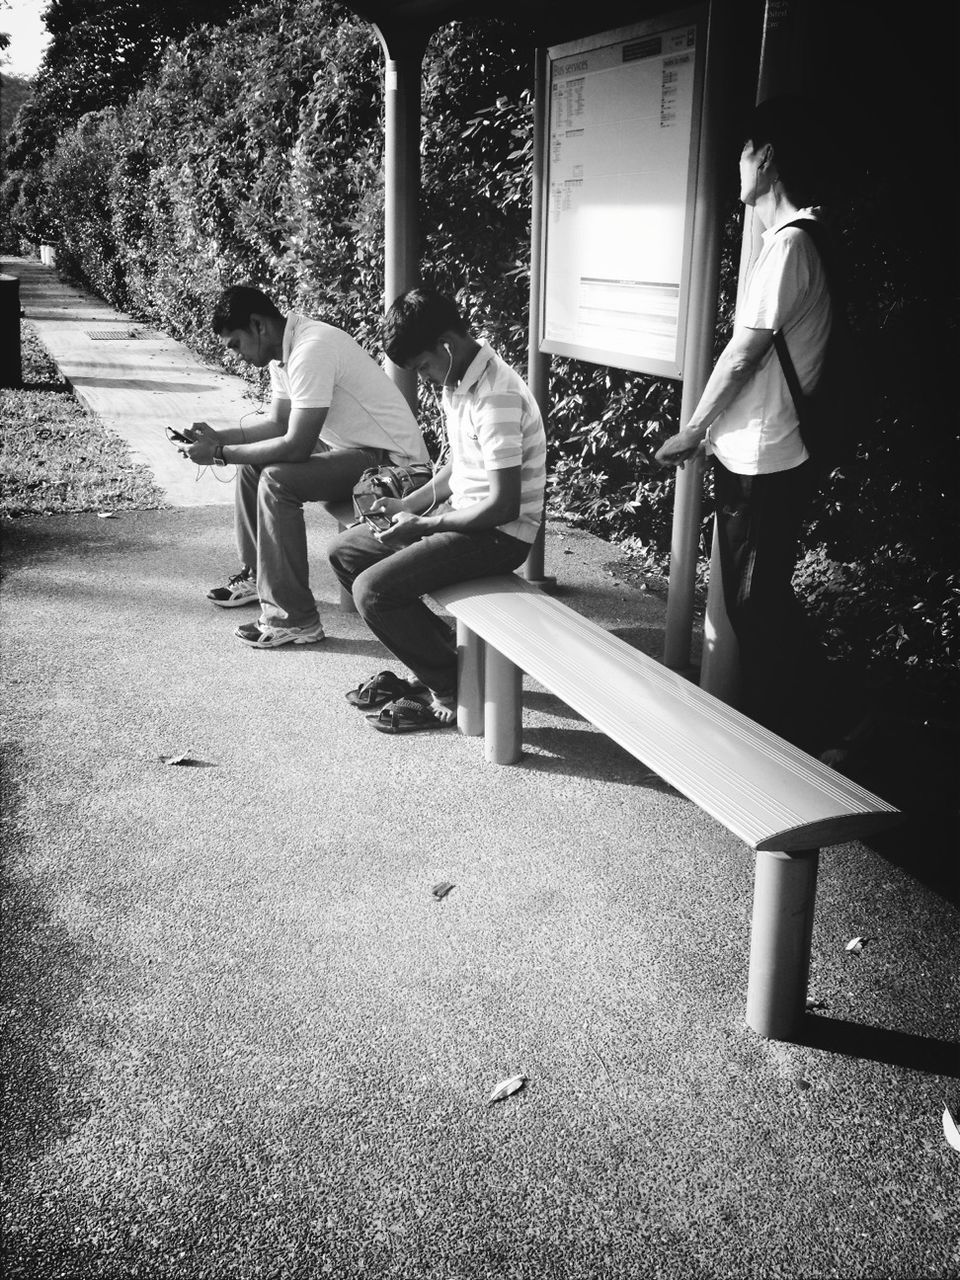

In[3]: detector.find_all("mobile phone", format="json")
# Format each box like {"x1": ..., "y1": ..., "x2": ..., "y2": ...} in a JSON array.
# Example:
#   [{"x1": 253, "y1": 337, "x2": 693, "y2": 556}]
[
  {"x1": 166, "y1": 426, "x2": 193, "y2": 445},
  {"x1": 363, "y1": 511, "x2": 394, "y2": 532}
]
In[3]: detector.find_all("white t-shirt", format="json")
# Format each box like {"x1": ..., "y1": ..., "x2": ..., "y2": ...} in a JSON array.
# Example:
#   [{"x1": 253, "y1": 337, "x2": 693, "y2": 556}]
[
  {"x1": 709, "y1": 210, "x2": 832, "y2": 476},
  {"x1": 269, "y1": 313, "x2": 427, "y2": 464}
]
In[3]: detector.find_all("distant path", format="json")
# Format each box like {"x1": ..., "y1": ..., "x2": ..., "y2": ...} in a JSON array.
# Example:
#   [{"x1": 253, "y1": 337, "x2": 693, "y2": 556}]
[{"x1": 3, "y1": 257, "x2": 261, "y2": 507}]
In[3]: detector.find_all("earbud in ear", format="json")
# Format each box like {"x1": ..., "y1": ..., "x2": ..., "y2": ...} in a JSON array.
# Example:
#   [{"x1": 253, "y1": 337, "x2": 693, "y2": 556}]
[{"x1": 443, "y1": 342, "x2": 452, "y2": 355}]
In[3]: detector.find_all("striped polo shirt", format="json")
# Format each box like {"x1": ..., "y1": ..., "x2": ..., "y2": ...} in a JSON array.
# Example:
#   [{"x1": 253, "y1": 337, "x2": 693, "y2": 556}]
[{"x1": 444, "y1": 342, "x2": 546, "y2": 544}]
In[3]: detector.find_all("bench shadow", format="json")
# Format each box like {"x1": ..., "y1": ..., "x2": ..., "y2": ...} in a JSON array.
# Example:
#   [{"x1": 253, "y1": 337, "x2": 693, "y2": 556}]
[
  {"x1": 519, "y1": 724, "x2": 683, "y2": 792},
  {"x1": 795, "y1": 1014, "x2": 960, "y2": 1077}
]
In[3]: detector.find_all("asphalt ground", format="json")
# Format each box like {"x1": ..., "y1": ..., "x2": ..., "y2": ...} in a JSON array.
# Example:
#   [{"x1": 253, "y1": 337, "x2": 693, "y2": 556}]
[{"x1": 1, "y1": 261, "x2": 958, "y2": 1280}]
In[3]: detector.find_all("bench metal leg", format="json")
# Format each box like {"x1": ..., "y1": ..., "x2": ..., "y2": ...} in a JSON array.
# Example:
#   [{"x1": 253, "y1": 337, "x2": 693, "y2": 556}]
[
  {"x1": 484, "y1": 645, "x2": 522, "y2": 765},
  {"x1": 456, "y1": 621, "x2": 485, "y2": 737},
  {"x1": 746, "y1": 847, "x2": 819, "y2": 1039}
]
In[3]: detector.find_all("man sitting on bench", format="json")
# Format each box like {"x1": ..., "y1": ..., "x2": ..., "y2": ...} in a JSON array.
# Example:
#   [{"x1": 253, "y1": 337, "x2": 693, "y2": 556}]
[
  {"x1": 329, "y1": 288, "x2": 546, "y2": 732},
  {"x1": 183, "y1": 285, "x2": 428, "y2": 648}
]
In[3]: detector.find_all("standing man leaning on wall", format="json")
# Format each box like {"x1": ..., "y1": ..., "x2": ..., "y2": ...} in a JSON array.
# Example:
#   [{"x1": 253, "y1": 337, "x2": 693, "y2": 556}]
[
  {"x1": 184, "y1": 285, "x2": 428, "y2": 648},
  {"x1": 655, "y1": 96, "x2": 832, "y2": 750}
]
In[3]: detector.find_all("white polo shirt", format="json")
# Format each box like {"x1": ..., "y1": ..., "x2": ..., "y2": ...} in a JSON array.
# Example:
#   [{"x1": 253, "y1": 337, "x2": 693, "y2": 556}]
[
  {"x1": 709, "y1": 210, "x2": 833, "y2": 475},
  {"x1": 269, "y1": 313, "x2": 427, "y2": 464},
  {"x1": 443, "y1": 342, "x2": 546, "y2": 544}
]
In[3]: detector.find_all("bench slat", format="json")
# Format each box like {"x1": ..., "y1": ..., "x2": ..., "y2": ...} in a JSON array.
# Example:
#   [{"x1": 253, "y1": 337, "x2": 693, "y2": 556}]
[{"x1": 432, "y1": 577, "x2": 900, "y2": 852}]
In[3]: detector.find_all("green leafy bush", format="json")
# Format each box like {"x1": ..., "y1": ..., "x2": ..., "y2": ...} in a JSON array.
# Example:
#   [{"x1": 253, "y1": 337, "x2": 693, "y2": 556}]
[{"x1": 4, "y1": 0, "x2": 956, "y2": 703}]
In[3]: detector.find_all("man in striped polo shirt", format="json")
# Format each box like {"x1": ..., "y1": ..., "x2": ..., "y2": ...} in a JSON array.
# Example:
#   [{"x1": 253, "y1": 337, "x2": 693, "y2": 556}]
[{"x1": 329, "y1": 288, "x2": 546, "y2": 731}]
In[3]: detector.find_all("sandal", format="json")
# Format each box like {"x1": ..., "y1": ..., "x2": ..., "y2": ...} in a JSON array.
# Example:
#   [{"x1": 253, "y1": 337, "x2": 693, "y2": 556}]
[
  {"x1": 369, "y1": 697, "x2": 452, "y2": 734},
  {"x1": 345, "y1": 670, "x2": 420, "y2": 710}
]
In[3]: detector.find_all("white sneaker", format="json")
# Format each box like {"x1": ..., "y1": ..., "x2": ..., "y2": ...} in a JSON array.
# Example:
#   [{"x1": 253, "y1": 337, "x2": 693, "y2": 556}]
[
  {"x1": 207, "y1": 567, "x2": 259, "y2": 608},
  {"x1": 234, "y1": 619, "x2": 326, "y2": 648}
]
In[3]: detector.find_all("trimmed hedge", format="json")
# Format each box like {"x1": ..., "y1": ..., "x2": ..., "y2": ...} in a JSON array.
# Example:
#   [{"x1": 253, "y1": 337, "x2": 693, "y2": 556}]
[{"x1": 5, "y1": 0, "x2": 957, "y2": 701}]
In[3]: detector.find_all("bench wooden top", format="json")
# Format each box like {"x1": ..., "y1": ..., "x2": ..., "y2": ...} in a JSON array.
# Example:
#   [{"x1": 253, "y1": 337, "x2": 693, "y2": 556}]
[{"x1": 431, "y1": 576, "x2": 901, "y2": 852}]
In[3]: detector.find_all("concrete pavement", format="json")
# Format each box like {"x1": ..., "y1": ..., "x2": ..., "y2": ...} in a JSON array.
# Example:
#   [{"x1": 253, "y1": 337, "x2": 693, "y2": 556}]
[
  {"x1": 1, "y1": 259, "x2": 958, "y2": 1280},
  {"x1": 6, "y1": 256, "x2": 253, "y2": 506}
]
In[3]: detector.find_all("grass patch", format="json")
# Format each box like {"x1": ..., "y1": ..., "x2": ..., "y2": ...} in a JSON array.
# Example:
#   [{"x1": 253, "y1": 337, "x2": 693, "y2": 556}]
[{"x1": 0, "y1": 322, "x2": 167, "y2": 519}]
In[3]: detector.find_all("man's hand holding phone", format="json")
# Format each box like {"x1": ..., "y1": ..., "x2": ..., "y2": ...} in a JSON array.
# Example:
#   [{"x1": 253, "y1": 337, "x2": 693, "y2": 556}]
[{"x1": 372, "y1": 509, "x2": 429, "y2": 548}]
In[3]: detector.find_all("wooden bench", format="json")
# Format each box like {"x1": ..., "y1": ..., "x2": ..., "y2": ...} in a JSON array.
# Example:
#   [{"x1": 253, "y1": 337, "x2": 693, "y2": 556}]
[{"x1": 429, "y1": 574, "x2": 902, "y2": 1042}]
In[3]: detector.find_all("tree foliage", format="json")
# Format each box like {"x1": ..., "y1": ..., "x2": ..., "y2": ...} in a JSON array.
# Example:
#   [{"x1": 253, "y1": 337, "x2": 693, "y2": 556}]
[{"x1": 1, "y1": 0, "x2": 956, "y2": 699}]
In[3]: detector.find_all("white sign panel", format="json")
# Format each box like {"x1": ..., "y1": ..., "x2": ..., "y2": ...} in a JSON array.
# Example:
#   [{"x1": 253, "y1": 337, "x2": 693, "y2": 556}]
[{"x1": 541, "y1": 10, "x2": 706, "y2": 378}]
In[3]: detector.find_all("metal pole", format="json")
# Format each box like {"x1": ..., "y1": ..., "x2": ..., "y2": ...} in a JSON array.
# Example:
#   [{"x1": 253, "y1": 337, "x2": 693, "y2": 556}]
[
  {"x1": 484, "y1": 646, "x2": 522, "y2": 764},
  {"x1": 375, "y1": 25, "x2": 427, "y2": 414},
  {"x1": 523, "y1": 45, "x2": 554, "y2": 587},
  {"x1": 700, "y1": 0, "x2": 808, "y2": 698},
  {"x1": 746, "y1": 847, "x2": 819, "y2": 1039},
  {"x1": 662, "y1": 0, "x2": 728, "y2": 670},
  {"x1": 455, "y1": 620, "x2": 485, "y2": 738}
]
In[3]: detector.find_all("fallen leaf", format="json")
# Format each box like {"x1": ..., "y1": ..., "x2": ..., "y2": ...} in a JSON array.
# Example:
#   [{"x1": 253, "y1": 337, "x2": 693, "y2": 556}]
[
  {"x1": 806, "y1": 997, "x2": 828, "y2": 1010},
  {"x1": 944, "y1": 1104, "x2": 960, "y2": 1153},
  {"x1": 487, "y1": 1074, "x2": 527, "y2": 1105},
  {"x1": 845, "y1": 936, "x2": 867, "y2": 953},
  {"x1": 97, "y1": 511, "x2": 117, "y2": 519},
  {"x1": 431, "y1": 881, "x2": 454, "y2": 900},
  {"x1": 158, "y1": 751, "x2": 202, "y2": 766}
]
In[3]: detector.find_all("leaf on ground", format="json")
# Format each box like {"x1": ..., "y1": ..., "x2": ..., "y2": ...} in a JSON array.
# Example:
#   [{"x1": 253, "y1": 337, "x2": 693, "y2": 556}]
[
  {"x1": 487, "y1": 1074, "x2": 527, "y2": 1105},
  {"x1": 431, "y1": 881, "x2": 454, "y2": 900},
  {"x1": 158, "y1": 751, "x2": 211, "y2": 767},
  {"x1": 845, "y1": 936, "x2": 868, "y2": 953},
  {"x1": 97, "y1": 511, "x2": 117, "y2": 518},
  {"x1": 944, "y1": 1104, "x2": 960, "y2": 1152},
  {"x1": 805, "y1": 997, "x2": 828, "y2": 1010}
]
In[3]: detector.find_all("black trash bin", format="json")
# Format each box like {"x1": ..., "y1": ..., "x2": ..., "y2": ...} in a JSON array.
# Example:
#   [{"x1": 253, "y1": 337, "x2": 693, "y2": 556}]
[{"x1": 0, "y1": 274, "x2": 22, "y2": 389}]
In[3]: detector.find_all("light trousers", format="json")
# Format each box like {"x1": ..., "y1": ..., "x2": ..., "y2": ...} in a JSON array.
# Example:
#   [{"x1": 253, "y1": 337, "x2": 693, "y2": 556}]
[{"x1": 235, "y1": 446, "x2": 385, "y2": 628}]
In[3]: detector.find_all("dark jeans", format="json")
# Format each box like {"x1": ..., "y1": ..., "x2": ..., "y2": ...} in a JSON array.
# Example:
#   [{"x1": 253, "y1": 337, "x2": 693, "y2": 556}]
[
  {"x1": 329, "y1": 524, "x2": 531, "y2": 697},
  {"x1": 714, "y1": 457, "x2": 823, "y2": 749}
]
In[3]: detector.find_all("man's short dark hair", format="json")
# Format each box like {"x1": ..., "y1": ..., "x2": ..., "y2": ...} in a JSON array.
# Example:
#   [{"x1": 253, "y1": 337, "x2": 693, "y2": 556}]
[
  {"x1": 383, "y1": 288, "x2": 468, "y2": 367},
  {"x1": 744, "y1": 95, "x2": 829, "y2": 208},
  {"x1": 212, "y1": 285, "x2": 283, "y2": 334}
]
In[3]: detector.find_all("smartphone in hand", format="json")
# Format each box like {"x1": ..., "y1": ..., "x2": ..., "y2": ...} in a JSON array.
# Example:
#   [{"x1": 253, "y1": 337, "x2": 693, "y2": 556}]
[
  {"x1": 165, "y1": 426, "x2": 193, "y2": 445},
  {"x1": 362, "y1": 511, "x2": 393, "y2": 532}
]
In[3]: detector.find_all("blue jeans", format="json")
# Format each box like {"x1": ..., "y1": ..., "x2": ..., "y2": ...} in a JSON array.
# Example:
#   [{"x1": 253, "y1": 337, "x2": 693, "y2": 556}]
[
  {"x1": 235, "y1": 444, "x2": 387, "y2": 628},
  {"x1": 328, "y1": 524, "x2": 531, "y2": 697}
]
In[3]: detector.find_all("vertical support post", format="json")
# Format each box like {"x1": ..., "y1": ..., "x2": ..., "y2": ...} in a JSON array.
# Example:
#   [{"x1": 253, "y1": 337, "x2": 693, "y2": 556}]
[
  {"x1": 455, "y1": 620, "x2": 485, "y2": 738},
  {"x1": 375, "y1": 24, "x2": 428, "y2": 415},
  {"x1": 484, "y1": 646, "x2": 522, "y2": 764},
  {"x1": 523, "y1": 45, "x2": 553, "y2": 588},
  {"x1": 700, "y1": 0, "x2": 808, "y2": 699},
  {"x1": 662, "y1": 1, "x2": 729, "y2": 669},
  {"x1": 746, "y1": 846, "x2": 819, "y2": 1039},
  {"x1": 0, "y1": 274, "x2": 22, "y2": 390},
  {"x1": 698, "y1": 529, "x2": 739, "y2": 702}
]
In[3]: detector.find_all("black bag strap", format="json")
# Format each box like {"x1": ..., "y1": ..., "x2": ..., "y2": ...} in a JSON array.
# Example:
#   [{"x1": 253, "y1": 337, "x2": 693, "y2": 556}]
[
  {"x1": 772, "y1": 217, "x2": 842, "y2": 418},
  {"x1": 773, "y1": 327, "x2": 805, "y2": 419}
]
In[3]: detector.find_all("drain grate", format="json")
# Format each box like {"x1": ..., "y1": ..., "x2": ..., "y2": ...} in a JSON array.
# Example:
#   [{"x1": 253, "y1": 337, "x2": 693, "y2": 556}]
[{"x1": 85, "y1": 328, "x2": 143, "y2": 340}]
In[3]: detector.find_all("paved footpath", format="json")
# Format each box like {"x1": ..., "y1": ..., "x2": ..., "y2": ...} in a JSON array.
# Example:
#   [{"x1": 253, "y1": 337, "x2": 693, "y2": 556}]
[
  {"x1": 4, "y1": 257, "x2": 256, "y2": 506},
  {"x1": 2, "y1": 257, "x2": 958, "y2": 1280}
]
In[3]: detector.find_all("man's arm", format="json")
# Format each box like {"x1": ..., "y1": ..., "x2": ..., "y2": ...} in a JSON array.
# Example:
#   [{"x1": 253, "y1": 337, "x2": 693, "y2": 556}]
[
  {"x1": 655, "y1": 324, "x2": 774, "y2": 467},
  {"x1": 189, "y1": 397, "x2": 327, "y2": 466},
  {"x1": 377, "y1": 465, "x2": 520, "y2": 547},
  {"x1": 371, "y1": 462, "x2": 453, "y2": 517}
]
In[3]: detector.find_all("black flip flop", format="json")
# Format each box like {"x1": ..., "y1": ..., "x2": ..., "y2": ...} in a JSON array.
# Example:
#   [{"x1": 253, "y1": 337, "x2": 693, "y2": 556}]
[
  {"x1": 345, "y1": 670, "x2": 418, "y2": 710},
  {"x1": 369, "y1": 697, "x2": 449, "y2": 734}
]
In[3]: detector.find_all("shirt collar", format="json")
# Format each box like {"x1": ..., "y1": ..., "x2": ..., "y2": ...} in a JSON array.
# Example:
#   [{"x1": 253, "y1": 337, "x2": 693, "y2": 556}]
[
  {"x1": 279, "y1": 312, "x2": 302, "y2": 367},
  {"x1": 450, "y1": 340, "x2": 496, "y2": 397}
]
